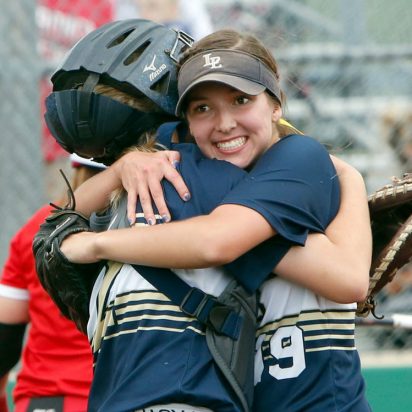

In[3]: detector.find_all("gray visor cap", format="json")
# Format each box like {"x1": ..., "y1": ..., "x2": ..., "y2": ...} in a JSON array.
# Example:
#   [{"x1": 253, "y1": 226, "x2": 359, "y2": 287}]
[{"x1": 176, "y1": 49, "x2": 281, "y2": 116}]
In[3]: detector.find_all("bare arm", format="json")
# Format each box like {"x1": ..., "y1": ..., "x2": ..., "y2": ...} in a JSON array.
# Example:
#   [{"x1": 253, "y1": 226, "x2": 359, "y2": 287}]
[
  {"x1": 64, "y1": 157, "x2": 371, "y2": 303},
  {"x1": 0, "y1": 297, "x2": 29, "y2": 324},
  {"x1": 73, "y1": 166, "x2": 121, "y2": 217},
  {"x1": 276, "y1": 156, "x2": 371, "y2": 303},
  {"x1": 64, "y1": 202, "x2": 275, "y2": 267}
]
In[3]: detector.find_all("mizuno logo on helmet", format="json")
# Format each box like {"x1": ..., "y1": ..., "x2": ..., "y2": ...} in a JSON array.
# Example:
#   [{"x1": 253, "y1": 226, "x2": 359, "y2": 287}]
[
  {"x1": 143, "y1": 55, "x2": 158, "y2": 72},
  {"x1": 143, "y1": 55, "x2": 167, "y2": 82}
]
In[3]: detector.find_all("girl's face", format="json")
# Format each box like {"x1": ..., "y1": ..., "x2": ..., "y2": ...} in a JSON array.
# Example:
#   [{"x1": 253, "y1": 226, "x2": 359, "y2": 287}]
[{"x1": 186, "y1": 82, "x2": 282, "y2": 169}]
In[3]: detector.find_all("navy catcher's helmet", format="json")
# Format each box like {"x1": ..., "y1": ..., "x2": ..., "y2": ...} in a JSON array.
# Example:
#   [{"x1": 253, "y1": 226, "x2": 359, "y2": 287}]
[{"x1": 45, "y1": 19, "x2": 193, "y2": 164}]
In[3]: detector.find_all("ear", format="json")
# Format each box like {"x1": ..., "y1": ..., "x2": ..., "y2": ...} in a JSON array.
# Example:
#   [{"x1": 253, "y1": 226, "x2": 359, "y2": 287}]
[{"x1": 272, "y1": 105, "x2": 283, "y2": 123}]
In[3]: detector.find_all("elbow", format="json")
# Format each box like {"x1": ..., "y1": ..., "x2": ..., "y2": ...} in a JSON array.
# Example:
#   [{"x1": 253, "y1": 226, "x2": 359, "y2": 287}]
[
  {"x1": 352, "y1": 262, "x2": 371, "y2": 303},
  {"x1": 334, "y1": 268, "x2": 369, "y2": 304},
  {"x1": 343, "y1": 283, "x2": 368, "y2": 304},
  {"x1": 354, "y1": 274, "x2": 369, "y2": 303},
  {"x1": 196, "y1": 234, "x2": 238, "y2": 267}
]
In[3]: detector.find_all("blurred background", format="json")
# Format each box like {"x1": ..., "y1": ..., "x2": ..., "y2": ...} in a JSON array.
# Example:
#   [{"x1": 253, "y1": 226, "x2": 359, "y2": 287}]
[{"x1": 1, "y1": 1, "x2": 411, "y2": 410}]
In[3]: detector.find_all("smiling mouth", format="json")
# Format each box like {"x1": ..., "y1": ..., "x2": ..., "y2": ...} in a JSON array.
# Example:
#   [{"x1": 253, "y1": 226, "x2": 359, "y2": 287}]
[{"x1": 216, "y1": 137, "x2": 247, "y2": 152}]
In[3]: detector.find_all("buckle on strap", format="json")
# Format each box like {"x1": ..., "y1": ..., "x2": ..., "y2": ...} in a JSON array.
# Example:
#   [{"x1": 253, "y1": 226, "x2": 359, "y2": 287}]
[
  {"x1": 180, "y1": 287, "x2": 215, "y2": 322},
  {"x1": 180, "y1": 288, "x2": 242, "y2": 339},
  {"x1": 168, "y1": 30, "x2": 194, "y2": 62}
]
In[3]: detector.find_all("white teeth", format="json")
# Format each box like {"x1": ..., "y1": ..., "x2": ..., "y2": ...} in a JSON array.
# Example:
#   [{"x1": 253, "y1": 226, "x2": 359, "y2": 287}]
[{"x1": 216, "y1": 137, "x2": 246, "y2": 150}]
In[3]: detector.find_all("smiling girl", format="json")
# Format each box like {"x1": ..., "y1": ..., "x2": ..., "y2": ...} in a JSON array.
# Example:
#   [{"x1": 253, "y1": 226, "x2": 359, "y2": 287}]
[{"x1": 59, "y1": 28, "x2": 371, "y2": 412}]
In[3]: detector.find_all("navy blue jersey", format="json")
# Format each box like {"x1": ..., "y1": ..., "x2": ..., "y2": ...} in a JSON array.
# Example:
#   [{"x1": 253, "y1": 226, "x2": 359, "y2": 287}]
[
  {"x1": 222, "y1": 134, "x2": 340, "y2": 292},
  {"x1": 88, "y1": 142, "x2": 251, "y2": 412},
  {"x1": 253, "y1": 281, "x2": 371, "y2": 412},
  {"x1": 88, "y1": 123, "x2": 370, "y2": 412}
]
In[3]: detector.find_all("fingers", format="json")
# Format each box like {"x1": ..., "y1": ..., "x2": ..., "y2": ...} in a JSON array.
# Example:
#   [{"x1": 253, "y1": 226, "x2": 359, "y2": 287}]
[
  {"x1": 147, "y1": 174, "x2": 171, "y2": 223},
  {"x1": 116, "y1": 149, "x2": 192, "y2": 225},
  {"x1": 127, "y1": 189, "x2": 138, "y2": 226},
  {"x1": 165, "y1": 150, "x2": 181, "y2": 167},
  {"x1": 135, "y1": 179, "x2": 155, "y2": 226},
  {"x1": 164, "y1": 166, "x2": 191, "y2": 202}
]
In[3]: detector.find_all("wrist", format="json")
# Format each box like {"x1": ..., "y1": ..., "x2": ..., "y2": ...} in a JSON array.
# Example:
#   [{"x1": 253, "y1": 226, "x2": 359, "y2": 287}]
[
  {"x1": 94, "y1": 231, "x2": 106, "y2": 261},
  {"x1": 109, "y1": 159, "x2": 123, "y2": 185}
]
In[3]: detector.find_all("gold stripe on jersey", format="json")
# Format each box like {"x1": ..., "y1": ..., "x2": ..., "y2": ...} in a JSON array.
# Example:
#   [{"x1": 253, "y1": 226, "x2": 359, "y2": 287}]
[
  {"x1": 302, "y1": 322, "x2": 354, "y2": 332},
  {"x1": 106, "y1": 302, "x2": 200, "y2": 326},
  {"x1": 102, "y1": 324, "x2": 204, "y2": 343},
  {"x1": 91, "y1": 261, "x2": 123, "y2": 355},
  {"x1": 258, "y1": 309, "x2": 356, "y2": 335},
  {"x1": 91, "y1": 262, "x2": 206, "y2": 354},
  {"x1": 110, "y1": 290, "x2": 198, "y2": 323},
  {"x1": 304, "y1": 333, "x2": 355, "y2": 341},
  {"x1": 93, "y1": 296, "x2": 205, "y2": 353},
  {"x1": 116, "y1": 290, "x2": 172, "y2": 302},
  {"x1": 257, "y1": 308, "x2": 356, "y2": 352},
  {"x1": 306, "y1": 346, "x2": 357, "y2": 352}
]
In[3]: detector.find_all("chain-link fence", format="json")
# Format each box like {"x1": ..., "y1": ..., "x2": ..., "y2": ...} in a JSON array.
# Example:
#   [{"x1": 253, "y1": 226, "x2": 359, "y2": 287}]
[
  {"x1": 209, "y1": 0, "x2": 412, "y2": 358},
  {"x1": 208, "y1": 0, "x2": 412, "y2": 191},
  {"x1": 2, "y1": 0, "x2": 412, "y2": 362},
  {"x1": 0, "y1": 1, "x2": 44, "y2": 267}
]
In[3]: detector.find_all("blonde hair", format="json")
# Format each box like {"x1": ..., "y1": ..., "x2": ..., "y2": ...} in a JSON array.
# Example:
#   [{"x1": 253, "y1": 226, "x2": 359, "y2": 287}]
[{"x1": 93, "y1": 84, "x2": 161, "y2": 114}]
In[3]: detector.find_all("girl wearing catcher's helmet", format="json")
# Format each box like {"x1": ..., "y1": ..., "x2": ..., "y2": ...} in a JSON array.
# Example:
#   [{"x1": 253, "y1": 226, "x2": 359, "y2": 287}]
[
  {"x1": 45, "y1": 18, "x2": 193, "y2": 164},
  {"x1": 48, "y1": 23, "x2": 371, "y2": 412}
]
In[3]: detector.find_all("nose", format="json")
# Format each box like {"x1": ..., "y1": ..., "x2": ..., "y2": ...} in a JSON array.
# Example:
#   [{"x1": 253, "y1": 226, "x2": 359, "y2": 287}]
[{"x1": 215, "y1": 109, "x2": 236, "y2": 134}]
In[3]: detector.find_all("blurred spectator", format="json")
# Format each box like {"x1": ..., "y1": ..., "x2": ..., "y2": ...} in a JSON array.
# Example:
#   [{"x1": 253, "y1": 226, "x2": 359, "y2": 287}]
[
  {"x1": 373, "y1": 262, "x2": 412, "y2": 349},
  {"x1": 115, "y1": 0, "x2": 213, "y2": 39},
  {"x1": 0, "y1": 155, "x2": 105, "y2": 412},
  {"x1": 381, "y1": 108, "x2": 412, "y2": 173},
  {"x1": 377, "y1": 262, "x2": 412, "y2": 314},
  {"x1": 36, "y1": 0, "x2": 114, "y2": 199}
]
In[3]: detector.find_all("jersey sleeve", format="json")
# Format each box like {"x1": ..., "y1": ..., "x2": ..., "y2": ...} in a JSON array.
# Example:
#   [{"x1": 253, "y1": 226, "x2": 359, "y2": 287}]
[
  {"x1": 0, "y1": 222, "x2": 33, "y2": 293},
  {"x1": 0, "y1": 205, "x2": 52, "y2": 295},
  {"x1": 221, "y1": 135, "x2": 341, "y2": 292}
]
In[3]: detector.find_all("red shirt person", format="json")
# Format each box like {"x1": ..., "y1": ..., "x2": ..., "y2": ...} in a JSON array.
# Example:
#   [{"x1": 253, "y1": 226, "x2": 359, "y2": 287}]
[{"x1": 0, "y1": 156, "x2": 104, "y2": 412}]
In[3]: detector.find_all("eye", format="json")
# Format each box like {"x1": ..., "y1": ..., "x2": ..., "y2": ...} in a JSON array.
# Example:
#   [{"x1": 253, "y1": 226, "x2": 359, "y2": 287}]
[
  {"x1": 188, "y1": 102, "x2": 210, "y2": 115},
  {"x1": 197, "y1": 103, "x2": 210, "y2": 112},
  {"x1": 235, "y1": 95, "x2": 250, "y2": 105}
]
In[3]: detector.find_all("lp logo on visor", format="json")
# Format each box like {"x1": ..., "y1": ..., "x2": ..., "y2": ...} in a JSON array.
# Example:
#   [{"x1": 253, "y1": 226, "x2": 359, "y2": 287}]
[{"x1": 203, "y1": 53, "x2": 222, "y2": 69}]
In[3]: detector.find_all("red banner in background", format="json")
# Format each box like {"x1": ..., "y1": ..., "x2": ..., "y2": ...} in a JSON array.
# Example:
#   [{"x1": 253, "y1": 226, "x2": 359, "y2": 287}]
[{"x1": 38, "y1": 0, "x2": 114, "y2": 162}]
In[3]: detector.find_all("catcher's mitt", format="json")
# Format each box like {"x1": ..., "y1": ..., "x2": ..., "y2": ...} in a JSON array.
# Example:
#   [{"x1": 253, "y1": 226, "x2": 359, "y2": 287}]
[
  {"x1": 357, "y1": 173, "x2": 412, "y2": 317},
  {"x1": 33, "y1": 171, "x2": 105, "y2": 334}
]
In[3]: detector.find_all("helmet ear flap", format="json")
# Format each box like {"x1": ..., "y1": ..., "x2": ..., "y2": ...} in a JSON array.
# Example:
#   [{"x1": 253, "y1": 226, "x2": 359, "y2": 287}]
[
  {"x1": 45, "y1": 90, "x2": 126, "y2": 159},
  {"x1": 44, "y1": 90, "x2": 175, "y2": 164},
  {"x1": 45, "y1": 90, "x2": 101, "y2": 158},
  {"x1": 44, "y1": 92, "x2": 76, "y2": 154}
]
